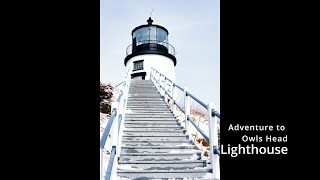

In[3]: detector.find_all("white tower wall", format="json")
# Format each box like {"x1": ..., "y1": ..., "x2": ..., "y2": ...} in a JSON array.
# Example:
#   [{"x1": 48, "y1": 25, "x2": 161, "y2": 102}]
[{"x1": 125, "y1": 54, "x2": 176, "y2": 82}]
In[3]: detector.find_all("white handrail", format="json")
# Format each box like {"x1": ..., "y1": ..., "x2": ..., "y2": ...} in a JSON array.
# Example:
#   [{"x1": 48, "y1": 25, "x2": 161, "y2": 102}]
[
  {"x1": 150, "y1": 67, "x2": 220, "y2": 179},
  {"x1": 100, "y1": 67, "x2": 131, "y2": 180}
]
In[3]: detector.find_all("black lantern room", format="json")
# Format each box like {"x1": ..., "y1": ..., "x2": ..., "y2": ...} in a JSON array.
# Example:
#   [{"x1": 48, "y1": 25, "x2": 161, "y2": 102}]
[{"x1": 124, "y1": 17, "x2": 176, "y2": 66}]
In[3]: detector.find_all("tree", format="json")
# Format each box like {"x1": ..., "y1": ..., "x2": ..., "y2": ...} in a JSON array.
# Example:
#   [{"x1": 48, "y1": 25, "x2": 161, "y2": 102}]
[{"x1": 100, "y1": 82, "x2": 113, "y2": 114}]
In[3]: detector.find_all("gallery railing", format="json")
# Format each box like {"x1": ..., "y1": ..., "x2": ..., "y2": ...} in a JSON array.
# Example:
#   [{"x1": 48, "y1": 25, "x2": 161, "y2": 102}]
[{"x1": 126, "y1": 40, "x2": 176, "y2": 56}]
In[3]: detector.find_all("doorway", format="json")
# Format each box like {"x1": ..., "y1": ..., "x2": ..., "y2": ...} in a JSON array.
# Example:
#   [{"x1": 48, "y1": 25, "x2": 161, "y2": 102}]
[{"x1": 131, "y1": 72, "x2": 146, "y2": 80}]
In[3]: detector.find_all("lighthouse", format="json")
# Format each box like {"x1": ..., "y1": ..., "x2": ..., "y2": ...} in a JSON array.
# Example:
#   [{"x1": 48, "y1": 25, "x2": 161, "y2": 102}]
[{"x1": 124, "y1": 17, "x2": 176, "y2": 82}]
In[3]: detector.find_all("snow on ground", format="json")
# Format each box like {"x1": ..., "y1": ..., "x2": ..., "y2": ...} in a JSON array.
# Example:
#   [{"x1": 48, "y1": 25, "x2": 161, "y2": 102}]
[
  {"x1": 117, "y1": 164, "x2": 142, "y2": 170},
  {"x1": 183, "y1": 173, "x2": 216, "y2": 180},
  {"x1": 116, "y1": 177, "x2": 131, "y2": 180},
  {"x1": 183, "y1": 154, "x2": 200, "y2": 161},
  {"x1": 168, "y1": 149, "x2": 196, "y2": 153}
]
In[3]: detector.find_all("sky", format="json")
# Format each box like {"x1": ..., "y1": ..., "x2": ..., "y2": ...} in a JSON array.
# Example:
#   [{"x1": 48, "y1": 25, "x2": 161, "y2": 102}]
[{"x1": 100, "y1": 0, "x2": 220, "y2": 110}]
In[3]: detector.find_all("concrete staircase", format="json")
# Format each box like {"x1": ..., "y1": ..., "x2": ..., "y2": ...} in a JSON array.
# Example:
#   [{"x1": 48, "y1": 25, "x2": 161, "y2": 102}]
[{"x1": 117, "y1": 80, "x2": 212, "y2": 179}]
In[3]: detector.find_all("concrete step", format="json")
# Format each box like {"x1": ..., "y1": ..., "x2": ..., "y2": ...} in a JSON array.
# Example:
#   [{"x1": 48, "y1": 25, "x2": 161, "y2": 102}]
[
  {"x1": 128, "y1": 95, "x2": 161, "y2": 98},
  {"x1": 127, "y1": 107, "x2": 170, "y2": 109},
  {"x1": 128, "y1": 98, "x2": 165, "y2": 104},
  {"x1": 125, "y1": 117, "x2": 177, "y2": 120},
  {"x1": 129, "y1": 89, "x2": 158, "y2": 91},
  {"x1": 117, "y1": 169, "x2": 212, "y2": 179},
  {"x1": 125, "y1": 114, "x2": 174, "y2": 117},
  {"x1": 130, "y1": 83, "x2": 154, "y2": 86},
  {"x1": 121, "y1": 145, "x2": 196, "y2": 149},
  {"x1": 126, "y1": 112, "x2": 172, "y2": 114},
  {"x1": 122, "y1": 136, "x2": 188, "y2": 141},
  {"x1": 125, "y1": 122, "x2": 180, "y2": 125},
  {"x1": 127, "y1": 98, "x2": 164, "y2": 101},
  {"x1": 127, "y1": 104, "x2": 169, "y2": 109},
  {"x1": 126, "y1": 111, "x2": 172, "y2": 114},
  {"x1": 118, "y1": 160, "x2": 206, "y2": 170},
  {"x1": 129, "y1": 89, "x2": 156, "y2": 91},
  {"x1": 129, "y1": 87, "x2": 156, "y2": 89},
  {"x1": 125, "y1": 124, "x2": 181, "y2": 128},
  {"x1": 124, "y1": 128, "x2": 185, "y2": 132},
  {"x1": 127, "y1": 107, "x2": 171, "y2": 113},
  {"x1": 127, "y1": 104, "x2": 167, "y2": 107},
  {"x1": 119, "y1": 153, "x2": 201, "y2": 161},
  {"x1": 128, "y1": 95, "x2": 162, "y2": 98},
  {"x1": 129, "y1": 83, "x2": 154, "y2": 85},
  {"x1": 122, "y1": 141, "x2": 192, "y2": 147},
  {"x1": 129, "y1": 89, "x2": 158, "y2": 92},
  {"x1": 129, "y1": 92, "x2": 160, "y2": 94},
  {"x1": 127, "y1": 109, "x2": 171, "y2": 112},
  {"x1": 123, "y1": 132, "x2": 185, "y2": 136},
  {"x1": 125, "y1": 119, "x2": 178, "y2": 122},
  {"x1": 126, "y1": 105, "x2": 168, "y2": 108},
  {"x1": 125, "y1": 121, "x2": 179, "y2": 124},
  {"x1": 121, "y1": 148, "x2": 198, "y2": 154},
  {"x1": 126, "y1": 113, "x2": 173, "y2": 116},
  {"x1": 120, "y1": 152, "x2": 200, "y2": 156},
  {"x1": 127, "y1": 102, "x2": 166, "y2": 105}
]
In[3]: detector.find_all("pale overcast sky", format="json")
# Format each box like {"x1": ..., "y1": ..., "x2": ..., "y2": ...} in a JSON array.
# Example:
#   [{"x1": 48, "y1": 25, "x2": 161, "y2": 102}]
[{"x1": 100, "y1": 0, "x2": 220, "y2": 110}]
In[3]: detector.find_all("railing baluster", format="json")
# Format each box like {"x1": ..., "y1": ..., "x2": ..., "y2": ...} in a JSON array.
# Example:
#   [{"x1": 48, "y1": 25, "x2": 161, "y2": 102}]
[
  {"x1": 100, "y1": 146, "x2": 103, "y2": 180},
  {"x1": 172, "y1": 83, "x2": 176, "y2": 115},
  {"x1": 158, "y1": 72, "x2": 161, "y2": 95},
  {"x1": 208, "y1": 103, "x2": 220, "y2": 179},
  {"x1": 164, "y1": 76, "x2": 167, "y2": 102},
  {"x1": 110, "y1": 102, "x2": 119, "y2": 179},
  {"x1": 105, "y1": 146, "x2": 116, "y2": 180},
  {"x1": 184, "y1": 87, "x2": 190, "y2": 139}
]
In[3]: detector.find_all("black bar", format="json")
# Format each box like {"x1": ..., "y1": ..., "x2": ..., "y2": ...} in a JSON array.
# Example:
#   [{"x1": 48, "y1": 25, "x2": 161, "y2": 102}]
[
  {"x1": 175, "y1": 101, "x2": 185, "y2": 114},
  {"x1": 213, "y1": 146, "x2": 220, "y2": 156},
  {"x1": 114, "y1": 81, "x2": 124, "y2": 88},
  {"x1": 186, "y1": 91, "x2": 208, "y2": 110},
  {"x1": 166, "y1": 90, "x2": 173, "y2": 100},
  {"x1": 214, "y1": 111, "x2": 220, "y2": 119},
  {"x1": 187, "y1": 116, "x2": 209, "y2": 142},
  {"x1": 175, "y1": 84, "x2": 184, "y2": 91}
]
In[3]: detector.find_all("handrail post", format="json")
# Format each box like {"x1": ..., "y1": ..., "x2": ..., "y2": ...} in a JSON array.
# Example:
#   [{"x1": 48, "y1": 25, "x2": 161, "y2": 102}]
[
  {"x1": 158, "y1": 72, "x2": 161, "y2": 95},
  {"x1": 111, "y1": 102, "x2": 119, "y2": 146},
  {"x1": 100, "y1": 145, "x2": 103, "y2": 180},
  {"x1": 152, "y1": 68, "x2": 156, "y2": 85},
  {"x1": 184, "y1": 87, "x2": 190, "y2": 138},
  {"x1": 164, "y1": 76, "x2": 167, "y2": 102},
  {"x1": 172, "y1": 83, "x2": 176, "y2": 115},
  {"x1": 116, "y1": 97, "x2": 123, "y2": 160},
  {"x1": 150, "y1": 67, "x2": 152, "y2": 80},
  {"x1": 208, "y1": 103, "x2": 220, "y2": 179},
  {"x1": 154, "y1": 70, "x2": 157, "y2": 90},
  {"x1": 110, "y1": 102, "x2": 119, "y2": 179}
]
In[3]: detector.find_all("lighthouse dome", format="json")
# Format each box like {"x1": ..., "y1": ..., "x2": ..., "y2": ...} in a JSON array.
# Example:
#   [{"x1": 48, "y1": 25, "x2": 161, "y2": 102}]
[
  {"x1": 124, "y1": 17, "x2": 176, "y2": 66},
  {"x1": 124, "y1": 18, "x2": 176, "y2": 82}
]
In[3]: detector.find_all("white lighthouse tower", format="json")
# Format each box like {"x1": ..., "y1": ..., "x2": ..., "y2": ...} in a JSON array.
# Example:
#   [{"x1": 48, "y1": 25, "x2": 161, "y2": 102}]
[{"x1": 124, "y1": 17, "x2": 176, "y2": 82}]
